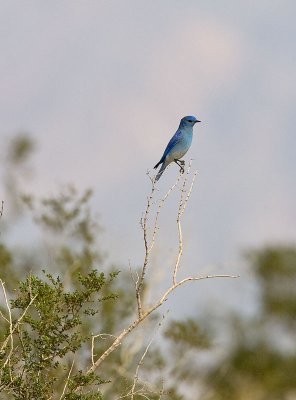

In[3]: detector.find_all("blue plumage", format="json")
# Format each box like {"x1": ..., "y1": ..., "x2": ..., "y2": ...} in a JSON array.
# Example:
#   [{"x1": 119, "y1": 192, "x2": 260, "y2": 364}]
[{"x1": 154, "y1": 115, "x2": 200, "y2": 181}]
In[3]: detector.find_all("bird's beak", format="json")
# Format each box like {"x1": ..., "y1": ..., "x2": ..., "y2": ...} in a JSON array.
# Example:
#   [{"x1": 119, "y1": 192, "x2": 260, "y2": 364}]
[{"x1": 196, "y1": 120, "x2": 201, "y2": 123}]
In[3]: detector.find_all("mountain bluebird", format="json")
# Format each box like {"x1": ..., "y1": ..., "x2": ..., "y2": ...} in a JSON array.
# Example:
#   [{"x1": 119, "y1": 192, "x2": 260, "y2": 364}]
[{"x1": 154, "y1": 115, "x2": 201, "y2": 181}]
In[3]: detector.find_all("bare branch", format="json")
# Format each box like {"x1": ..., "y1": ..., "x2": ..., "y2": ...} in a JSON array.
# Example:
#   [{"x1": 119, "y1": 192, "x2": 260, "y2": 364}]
[
  {"x1": 136, "y1": 174, "x2": 157, "y2": 318},
  {"x1": 136, "y1": 172, "x2": 182, "y2": 319},
  {"x1": 174, "y1": 161, "x2": 198, "y2": 284},
  {"x1": 76, "y1": 161, "x2": 239, "y2": 390},
  {"x1": 149, "y1": 174, "x2": 182, "y2": 254}
]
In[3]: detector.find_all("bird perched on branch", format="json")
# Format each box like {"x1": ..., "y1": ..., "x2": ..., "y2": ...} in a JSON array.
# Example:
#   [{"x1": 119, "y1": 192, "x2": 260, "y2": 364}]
[{"x1": 154, "y1": 115, "x2": 201, "y2": 181}]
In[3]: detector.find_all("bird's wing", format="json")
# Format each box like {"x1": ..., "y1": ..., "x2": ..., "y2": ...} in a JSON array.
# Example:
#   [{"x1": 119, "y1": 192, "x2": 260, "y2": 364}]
[{"x1": 159, "y1": 130, "x2": 182, "y2": 163}]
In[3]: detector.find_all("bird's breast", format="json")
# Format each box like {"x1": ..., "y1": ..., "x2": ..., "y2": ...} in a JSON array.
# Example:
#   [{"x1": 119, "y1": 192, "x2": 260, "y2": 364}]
[{"x1": 167, "y1": 133, "x2": 192, "y2": 161}]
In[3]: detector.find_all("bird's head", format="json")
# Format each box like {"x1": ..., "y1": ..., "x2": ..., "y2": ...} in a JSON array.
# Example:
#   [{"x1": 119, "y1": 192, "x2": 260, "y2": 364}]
[{"x1": 180, "y1": 115, "x2": 201, "y2": 128}]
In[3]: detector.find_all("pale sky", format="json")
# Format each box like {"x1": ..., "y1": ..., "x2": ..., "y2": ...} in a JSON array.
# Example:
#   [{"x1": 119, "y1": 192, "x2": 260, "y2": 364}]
[{"x1": 1, "y1": 1, "x2": 296, "y2": 317}]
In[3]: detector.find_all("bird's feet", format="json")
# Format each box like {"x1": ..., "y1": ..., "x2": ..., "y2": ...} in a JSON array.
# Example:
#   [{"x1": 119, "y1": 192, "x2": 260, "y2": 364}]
[{"x1": 174, "y1": 159, "x2": 185, "y2": 173}]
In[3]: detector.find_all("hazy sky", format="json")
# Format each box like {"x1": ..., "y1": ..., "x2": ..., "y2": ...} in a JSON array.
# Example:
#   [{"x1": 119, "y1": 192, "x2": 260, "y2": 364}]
[{"x1": 1, "y1": 1, "x2": 296, "y2": 317}]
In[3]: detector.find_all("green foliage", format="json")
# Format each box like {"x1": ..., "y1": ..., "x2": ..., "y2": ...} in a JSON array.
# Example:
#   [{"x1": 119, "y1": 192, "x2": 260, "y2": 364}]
[
  {"x1": 6, "y1": 135, "x2": 35, "y2": 165},
  {"x1": 65, "y1": 370, "x2": 105, "y2": 399},
  {"x1": 31, "y1": 186, "x2": 95, "y2": 239},
  {"x1": 250, "y1": 246, "x2": 296, "y2": 322},
  {"x1": 2, "y1": 134, "x2": 35, "y2": 217},
  {"x1": 0, "y1": 244, "x2": 12, "y2": 267},
  {"x1": 0, "y1": 270, "x2": 116, "y2": 399},
  {"x1": 203, "y1": 246, "x2": 296, "y2": 400},
  {"x1": 22, "y1": 185, "x2": 103, "y2": 273},
  {"x1": 165, "y1": 318, "x2": 211, "y2": 349}
]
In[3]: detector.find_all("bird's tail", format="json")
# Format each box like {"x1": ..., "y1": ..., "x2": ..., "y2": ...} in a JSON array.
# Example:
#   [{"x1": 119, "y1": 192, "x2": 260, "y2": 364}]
[
  {"x1": 153, "y1": 160, "x2": 162, "y2": 170},
  {"x1": 154, "y1": 162, "x2": 167, "y2": 181}
]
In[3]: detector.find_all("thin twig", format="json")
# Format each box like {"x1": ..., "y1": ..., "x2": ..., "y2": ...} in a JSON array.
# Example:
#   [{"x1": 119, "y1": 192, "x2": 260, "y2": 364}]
[
  {"x1": 136, "y1": 174, "x2": 157, "y2": 318},
  {"x1": 91, "y1": 333, "x2": 117, "y2": 366},
  {"x1": 149, "y1": 174, "x2": 182, "y2": 254},
  {"x1": 59, "y1": 357, "x2": 75, "y2": 400},
  {"x1": 129, "y1": 262, "x2": 139, "y2": 291},
  {"x1": 136, "y1": 172, "x2": 183, "y2": 319},
  {"x1": 130, "y1": 315, "x2": 165, "y2": 399},
  {"x1": 173, "y1": 161, "x2": 197, "y2": 284},
  {"x1": 180, "y1": 169, "x2": 198, "y2": 218}
]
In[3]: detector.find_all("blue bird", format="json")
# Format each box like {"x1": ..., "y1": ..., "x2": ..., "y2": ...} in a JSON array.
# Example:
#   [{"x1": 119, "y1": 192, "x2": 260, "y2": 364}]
[{"x1": 154, "y1": 116, "x2": 201, "y2": 181}]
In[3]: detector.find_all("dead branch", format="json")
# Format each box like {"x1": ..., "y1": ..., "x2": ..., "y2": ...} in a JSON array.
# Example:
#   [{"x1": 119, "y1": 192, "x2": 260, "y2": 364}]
[{"x1": 79, "y1": 161, "x2": 239, "y2": 388}]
